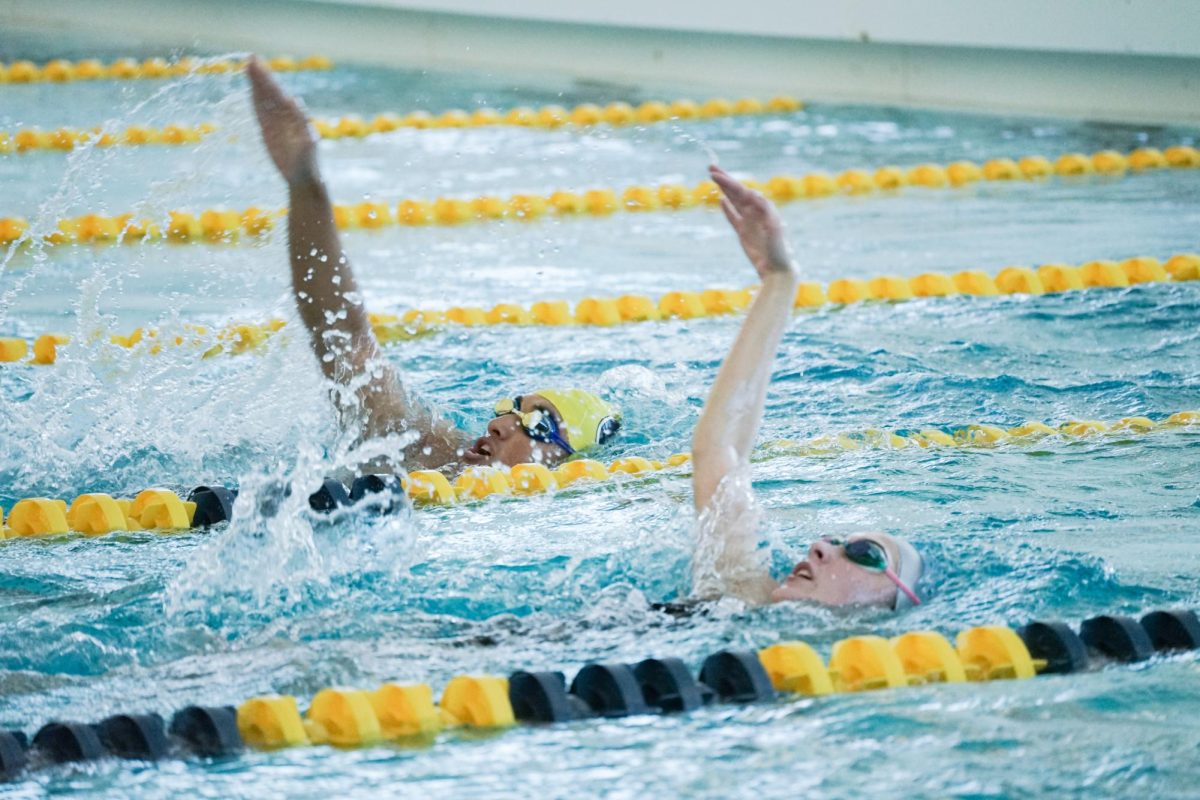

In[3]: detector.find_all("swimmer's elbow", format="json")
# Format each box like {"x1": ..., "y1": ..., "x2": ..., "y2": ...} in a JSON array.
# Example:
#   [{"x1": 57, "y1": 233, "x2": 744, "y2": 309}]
[
  {"x1": 690, "y1": 428, "x2": 723, "y2": 461},
  {"x1": 691, "y1": 451, "x2": 742, "y2": 515},
  {"x1": 691, "y1": 441, "x2": 739, "y2": 481}
]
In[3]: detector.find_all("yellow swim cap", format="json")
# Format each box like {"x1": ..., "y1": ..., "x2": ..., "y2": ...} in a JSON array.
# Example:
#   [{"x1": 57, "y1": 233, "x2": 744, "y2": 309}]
[{"x1": 534, "y1": 388, "x2": 620, "y2": 452}]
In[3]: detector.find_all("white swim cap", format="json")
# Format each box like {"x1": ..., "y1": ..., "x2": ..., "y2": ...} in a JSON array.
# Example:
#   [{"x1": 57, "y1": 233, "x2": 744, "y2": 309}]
[{"x1": 892, "y1": 536, "x2": 925, "y2": 611}]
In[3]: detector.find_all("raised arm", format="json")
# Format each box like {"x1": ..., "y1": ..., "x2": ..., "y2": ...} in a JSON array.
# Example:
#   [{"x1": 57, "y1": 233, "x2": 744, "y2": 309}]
[
  {"x1": 688, "y1": 167, "x2": 800, "y2": 603},
  {"x1": 247, "y1": 57, "x2": 464, "y2": 469},
  {"x1": 692, "y1": 166, "x2": 800, "y2": 512}
]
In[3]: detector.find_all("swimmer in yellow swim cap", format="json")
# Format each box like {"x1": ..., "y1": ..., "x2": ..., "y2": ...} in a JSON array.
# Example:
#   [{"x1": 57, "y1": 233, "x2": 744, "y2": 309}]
[
  {"x1": 688, "y1": 166, "x2": 925, "y2": 611},
  {"x1": 470, "y1": 389, "x2": 620, "y2": 467},
  {"x1": 247, "y1": 58, "x2": 618, "y2": 472}
]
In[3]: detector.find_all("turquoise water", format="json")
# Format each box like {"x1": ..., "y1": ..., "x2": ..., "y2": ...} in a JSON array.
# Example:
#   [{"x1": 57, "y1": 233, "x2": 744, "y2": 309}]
[{"x1": 2, "y1": 29, "x2": 1200, "y2": 799}]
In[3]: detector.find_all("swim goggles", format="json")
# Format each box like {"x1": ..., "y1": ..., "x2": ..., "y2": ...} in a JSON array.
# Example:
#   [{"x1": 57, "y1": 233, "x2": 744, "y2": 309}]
[
  {"x1": 494, "y1": 396, "x2": 575, "y2": 455},
  {"x1": 823, "y1": 536, "x2": 921, "y2": 607}
]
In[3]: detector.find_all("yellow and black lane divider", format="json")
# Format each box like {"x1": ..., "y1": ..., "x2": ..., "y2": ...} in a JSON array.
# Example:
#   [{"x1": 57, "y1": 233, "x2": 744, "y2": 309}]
[
  {"x1": 3, "y1": 145, "x2": 1197, "y2": 248},
  {"x1": 0, "y1": 54, "x2": 331, "y2": 85},
  {"x1": 0, "y1": 95, "x2": 802, "y2": 155},
  {"x1": 3, "y1": 609, "x2": 1197, "y2": 780},
  {"x1": 2, "y1": 410, "x2": 1195, "y2": 539},
  {"x1": 4, "y1": 252, "x2": 1195, "y2": 368}
]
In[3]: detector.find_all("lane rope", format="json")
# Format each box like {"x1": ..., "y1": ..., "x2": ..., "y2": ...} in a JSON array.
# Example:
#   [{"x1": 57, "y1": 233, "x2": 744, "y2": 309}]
[
  {"x1": 1, "y1": 609, "x2": 1195, "y2": 779},
  {"x1": 0, "y1": 123, "x2": 217, "y2": 154},
  {"x1": 2, "y1": 145, "x2": 1196, "y2": 248},
  {"x1": 2, "y1": 252, "x2": 1195, "y2": 367},
  {"x1": 0, "y1": 54, "x2": 331, "y2": 84},
  {"x1": 311, "y1": 94, "x2": 801, "y2": 135},
  {"x1": 0, "y1": 95, "x2": 802, "y2": 155},
  {"x1": 1, "y1": 410, "x2": 1195, "y2": 538},
  {"x1": 0, "y1": 320, "x2": 291, "y2": 366},
  {"x1": 359, "y1": 252, "x2": 1200, "y2": 332}
]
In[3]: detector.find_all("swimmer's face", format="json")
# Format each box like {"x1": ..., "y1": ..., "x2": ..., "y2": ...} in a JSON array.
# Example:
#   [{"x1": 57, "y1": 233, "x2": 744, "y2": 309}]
[
  {"x1": 771, "y1": 532, "x2": 901, "y2": 607},
  {"x1": 462, "y1": 393, "x2": 571, "y2": 468}
]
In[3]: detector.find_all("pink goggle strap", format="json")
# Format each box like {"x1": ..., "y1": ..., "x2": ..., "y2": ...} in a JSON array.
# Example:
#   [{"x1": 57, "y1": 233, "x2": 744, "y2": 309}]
[{"x1": 883, "y1": 566, "x2": 921, "y2": 606}]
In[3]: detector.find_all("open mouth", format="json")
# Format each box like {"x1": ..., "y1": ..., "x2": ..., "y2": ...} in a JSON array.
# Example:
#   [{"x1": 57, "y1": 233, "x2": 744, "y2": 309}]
[
  {"x1": 464, "y1": 437, "x2": 493, "y2": 463},
  {"x1": 790, "y1": 561, "x2": 814, "y2": 581}
]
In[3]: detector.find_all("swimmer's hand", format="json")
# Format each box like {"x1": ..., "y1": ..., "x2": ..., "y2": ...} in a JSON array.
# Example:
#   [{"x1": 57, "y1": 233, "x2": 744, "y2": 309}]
[
  {"x1": 710, "y1": 165, "x2": 798, "y2": 280},
  {"x1": 247, "y1": 55, "x2": 318, "y2": 185}
]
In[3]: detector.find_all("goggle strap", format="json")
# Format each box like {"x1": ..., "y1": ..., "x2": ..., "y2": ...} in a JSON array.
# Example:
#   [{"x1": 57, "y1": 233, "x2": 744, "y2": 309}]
[{"x1": 883, "y1": 565, "x2": 921, "y2": 606}]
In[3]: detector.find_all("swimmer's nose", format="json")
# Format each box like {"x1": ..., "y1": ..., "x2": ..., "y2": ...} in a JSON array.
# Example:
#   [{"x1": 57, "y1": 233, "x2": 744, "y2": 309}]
[
  {"x1": 809, "y1": 539, "x2": 834, "y2": 563},
  {"x1": 487, "y1": 414, "x2": 518, "y2": 439}
]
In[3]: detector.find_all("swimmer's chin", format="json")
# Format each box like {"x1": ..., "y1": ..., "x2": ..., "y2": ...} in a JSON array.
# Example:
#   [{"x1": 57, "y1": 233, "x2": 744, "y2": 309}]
[
  {"x1": 769, "y1": 582, "x2": 898, "y2": 610},
  {"x1": 770, "y1": 569, "x2": 816, "y2": 603},
  {"x1": 770, "y1": 580, "x2": 814, "y2": 604}
]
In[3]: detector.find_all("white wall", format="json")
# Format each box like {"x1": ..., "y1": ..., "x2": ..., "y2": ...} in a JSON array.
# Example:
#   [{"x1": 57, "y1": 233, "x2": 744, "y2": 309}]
[
  {"x1": 321, "y1": 0, "x2": 1200, "y2": 58},
  {"x1": 3, "y1": 0, "x2": 1199, "y2": 123}
]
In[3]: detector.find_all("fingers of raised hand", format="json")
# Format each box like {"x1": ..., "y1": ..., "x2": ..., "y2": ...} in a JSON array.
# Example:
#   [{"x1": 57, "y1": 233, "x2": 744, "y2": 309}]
[
  {"x1": 248, "y1": 58, "x2": 298, "y2": 114},
  {"x1": 246, "y1": 57, "x2": 274, "y2": 95},
  {"x1": 712, "y1": 170, "x2": 770, "y2": 219},
  {"x1": 719, "y1": 197, "x2": 743, "y2": 232},
  {"x1": 709, "y1": 166, "x2": 749, "y2": 201}
]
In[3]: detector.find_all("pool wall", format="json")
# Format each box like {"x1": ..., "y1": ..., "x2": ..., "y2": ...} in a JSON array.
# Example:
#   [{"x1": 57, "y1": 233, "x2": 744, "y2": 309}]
[{"x1": 2, "y1": 0, "x2": 1198, "y2": 124}]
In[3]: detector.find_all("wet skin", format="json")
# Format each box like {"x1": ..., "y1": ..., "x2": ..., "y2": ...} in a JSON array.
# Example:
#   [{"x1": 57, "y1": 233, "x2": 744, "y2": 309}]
[
  {"x1": 770, "y1": 532, "x2": 903, "y2": 607},
  {"x1": 461, "y1": 393, "x2": 571, "y2": 468}
]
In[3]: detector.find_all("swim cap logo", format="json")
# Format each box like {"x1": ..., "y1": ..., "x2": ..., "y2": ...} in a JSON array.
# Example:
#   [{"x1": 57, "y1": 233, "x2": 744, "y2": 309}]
[{"x1": 596, "y1": 416, "x2": 621, "y2": 445}]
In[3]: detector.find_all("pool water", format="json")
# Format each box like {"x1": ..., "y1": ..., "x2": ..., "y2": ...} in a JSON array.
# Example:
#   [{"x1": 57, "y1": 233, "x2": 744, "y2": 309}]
[{"x1": 2, "y1": 28, "x2": 1200, "y2": 800}]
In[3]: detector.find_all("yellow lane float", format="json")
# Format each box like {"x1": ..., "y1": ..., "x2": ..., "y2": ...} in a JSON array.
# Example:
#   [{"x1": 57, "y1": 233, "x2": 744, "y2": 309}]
[
  {"x1": 0, "y1": 54, "x2": 330, "y2": 86},
  {"x1": 8, "y1": 144, "x2": 1196, "y2": 245},
  {"x1": 1, "y1": 409, "x2": 1194, "y2": 539}
]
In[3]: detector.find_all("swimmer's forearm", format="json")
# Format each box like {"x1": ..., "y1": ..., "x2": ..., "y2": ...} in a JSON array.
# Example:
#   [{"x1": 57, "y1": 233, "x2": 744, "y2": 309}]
[
  {"x1": 287, "y1": 173, "x2": 459, "y2": 459},
  {"x1": 287, "y1": 173, "x2": 376, "y2": 380},
  {"x1": 700, "y1": 272, "x2": 797, "y2": 453},
  {"x1": 249, "y1": 53, "x2": 367, "y2": 367},
  {"x1": 693, "y1": 271, "x2": 798, "y2": 505}
]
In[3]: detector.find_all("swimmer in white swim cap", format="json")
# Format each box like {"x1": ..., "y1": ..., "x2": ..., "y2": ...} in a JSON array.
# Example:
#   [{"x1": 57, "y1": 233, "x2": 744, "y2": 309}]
[
  {"x1": 769, "y1": 533, "x2": 924, "y2": 610},
  {"x1": 247, "y1": 58, "x2": 618, "y2": 473},
  {"x1": 689, "y1": 165, "x2": 925, "y2": 610}
]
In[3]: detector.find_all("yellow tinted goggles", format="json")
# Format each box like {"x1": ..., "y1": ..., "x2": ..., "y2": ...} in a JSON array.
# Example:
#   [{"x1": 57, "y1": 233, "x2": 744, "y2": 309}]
[{"x1": 493, "y1": 396, "x2": 574, "y2": 454}]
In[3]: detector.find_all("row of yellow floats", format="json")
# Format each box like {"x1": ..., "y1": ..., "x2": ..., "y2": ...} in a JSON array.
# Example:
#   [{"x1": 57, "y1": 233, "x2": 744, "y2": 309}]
[
  {"x1": 0, "y1": 490, "x2": 197, "y2": 538},
  {"x1": 0, "y1": 319, "x2": 284, "y2": 366},
  {"x1": 0, "y1": 95, "x2": 802, "y2": 155},
  {"x1": 363, "y1": 253, "x2": 1200, "y2": 333},
  {"x1": 0, "y1": 122, "x2": 217, "y2": 154},
  {"x1": 2, "y1": 254, "x2": 1197, "y2": 366},
  {"x1": 0, "y1": 54, "x2": 331, "y2": 84},
  {"x1": 4, "y1": 145, "x2": 1198, "y2": 247},
  {"x1": 368, "y1": 409, "x2": 1200, "y2": 509},
  {"x1": 3, "y1": 410, "x2": 1195, "y2": 538},
  {"x1": 311, "y1": 94, "x2": 801, "y2": 136},
  {"x1": 768, "y1": 410, "x2": 1199, "y2": 452},
  {"x1": 235, "y1": 624, "x2": 1043, "y2": 748}
]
